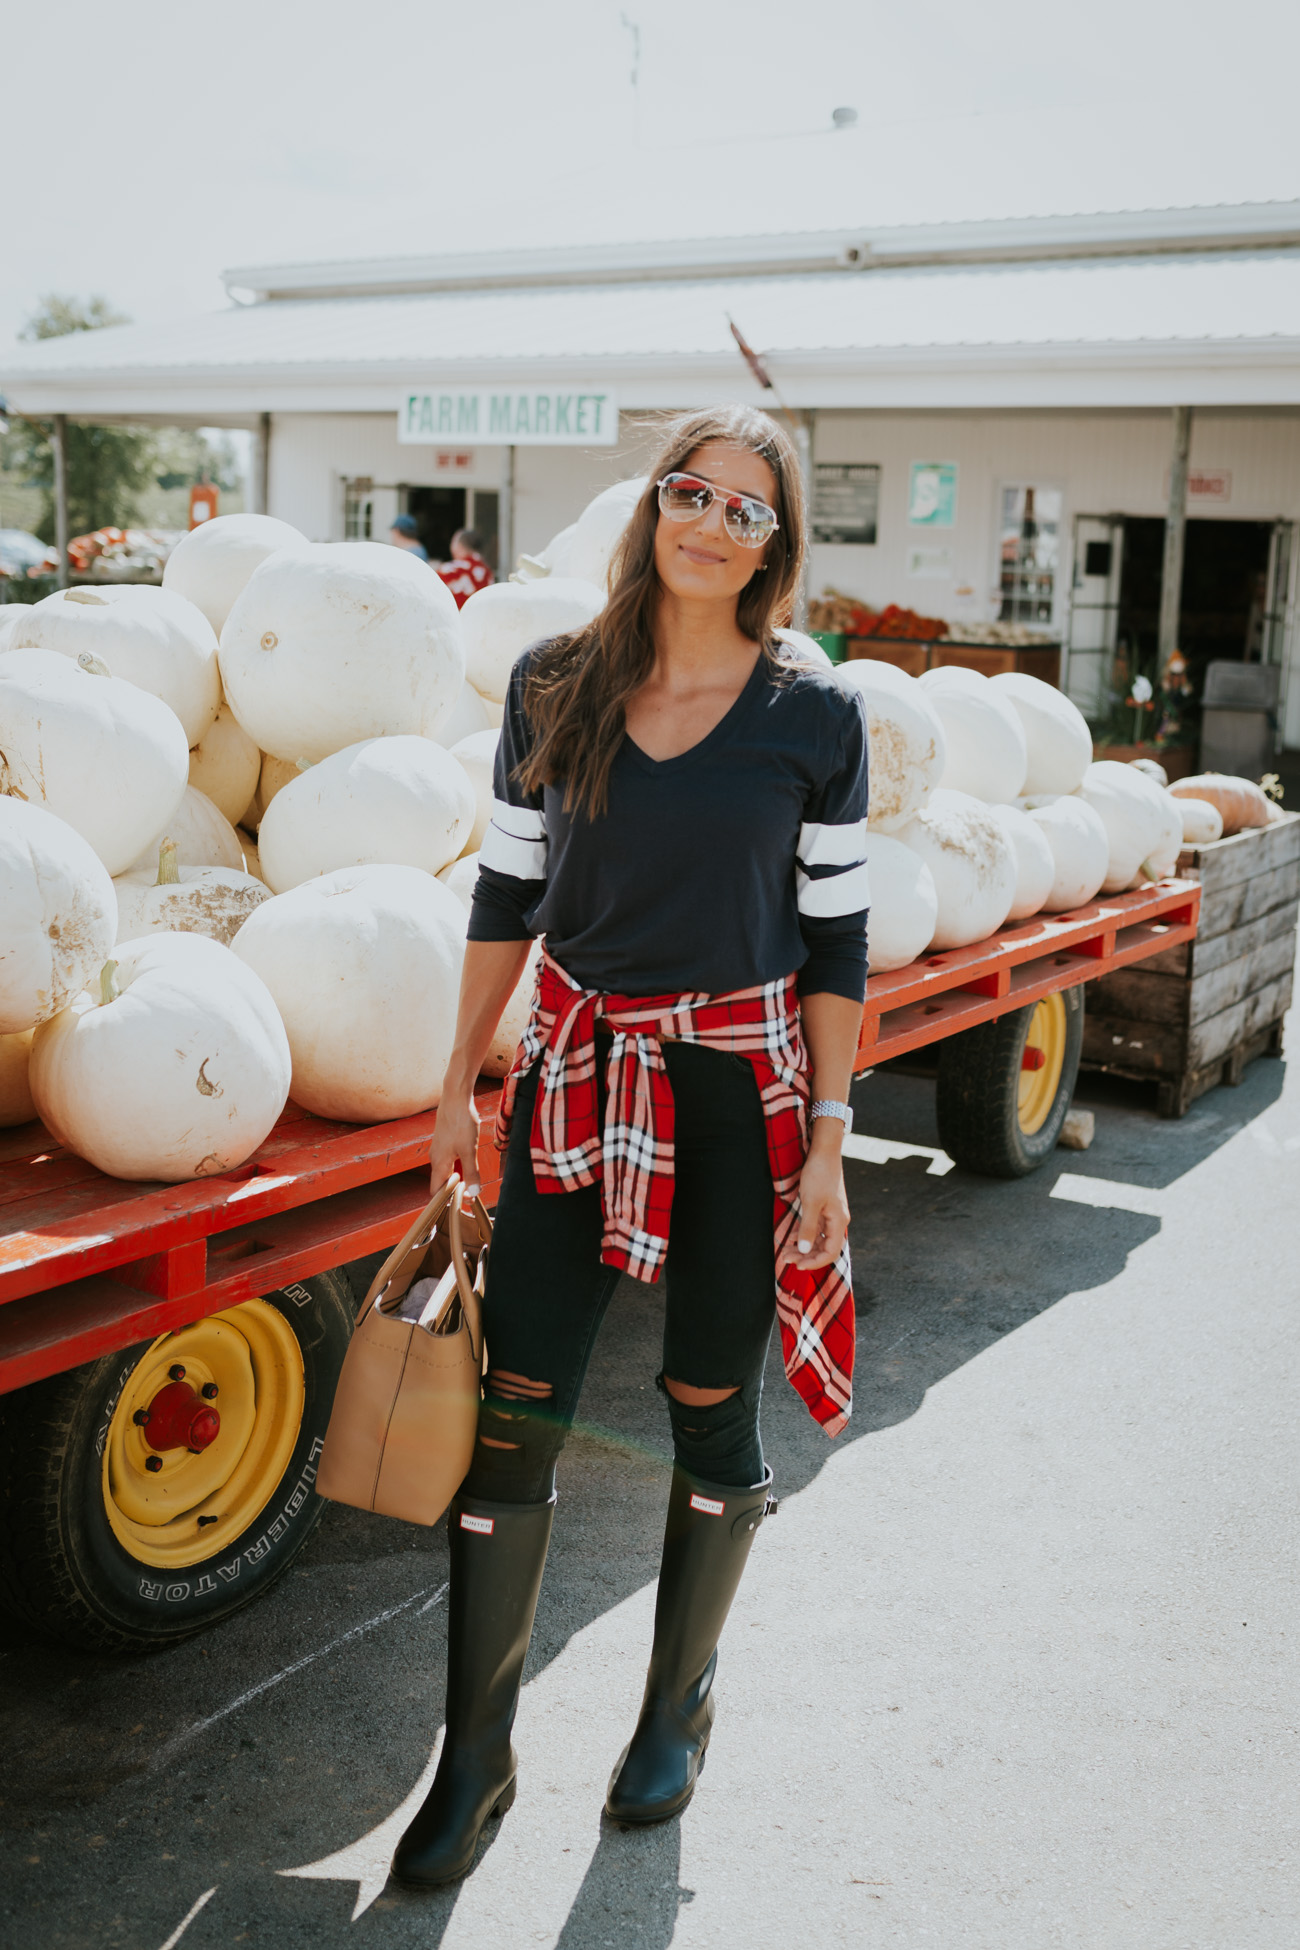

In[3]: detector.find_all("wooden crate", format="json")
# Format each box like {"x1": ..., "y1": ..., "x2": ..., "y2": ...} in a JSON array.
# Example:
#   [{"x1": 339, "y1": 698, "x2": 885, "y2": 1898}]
[{"x1": 1080, "y1": 813, "x2": 1299, "y2": 1115}]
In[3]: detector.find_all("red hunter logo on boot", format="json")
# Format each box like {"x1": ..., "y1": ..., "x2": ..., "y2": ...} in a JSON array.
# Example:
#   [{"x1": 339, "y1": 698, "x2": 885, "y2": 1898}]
[
  {"x1": 460, "y1": 1513, "x2": 495, "y2": 1534},
  {"x1": 689, "y1": 1494, "x2": 725, "y2": 1516}
]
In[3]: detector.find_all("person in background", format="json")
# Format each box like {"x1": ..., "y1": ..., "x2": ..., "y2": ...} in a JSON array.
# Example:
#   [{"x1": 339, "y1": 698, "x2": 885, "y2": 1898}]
[
  {"x1": 389, "y1": 513, "x2": 429, "y2": 561},
  {"x1": 439, "y1": 527, "x2": 494, "y2": 608}
]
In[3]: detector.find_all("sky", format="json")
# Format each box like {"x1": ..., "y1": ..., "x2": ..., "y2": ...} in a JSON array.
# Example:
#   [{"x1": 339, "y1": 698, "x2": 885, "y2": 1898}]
[{"x1": 4, "y1": 0, "x2": 1299, "y2": 349}]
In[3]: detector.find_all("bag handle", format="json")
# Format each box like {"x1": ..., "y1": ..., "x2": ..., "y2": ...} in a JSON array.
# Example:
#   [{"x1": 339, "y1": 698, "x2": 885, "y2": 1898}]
[
  {"x1": 361, "y1": 1175, "x2": 459, "y2": 1327},
  {"x1": 447, "y1": 1190, "x2": 489, "y2": 1366}
]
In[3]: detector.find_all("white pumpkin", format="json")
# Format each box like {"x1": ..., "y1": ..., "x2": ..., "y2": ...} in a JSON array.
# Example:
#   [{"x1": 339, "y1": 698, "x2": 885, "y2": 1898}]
[
  {"x1": 478, "y1": 694, "x2": 505, "y2": 729},
  {"x1": 894, "y1": 789, "x2": 1017, "y2": 948},
  {"x1": 30, "y1": 932, "x2": 291, "y2": 1181},
  {"x1": 923, "y1": 668, "x2": 1028, "y2": 803},
  {"x1": 187, "y1": 703, "x2": 261, "y2": 826},
  {"x1": 437, "y1": 680, "x2": 493, "y2": 747},
  {"x1": 834, "y1": 659, "x2": 947, "y2": 831},
  {"x1": 1130, "y1": 756, "x2": 1169, "y2": 788},
  {"x1": 987, "y1": 803, "x2": 1055, "y2": 922},
  {"x1": 219, "y1": 542, "x2": 466, "y2": 762},
  {"x1": 436, "y1": 852, "x2": 480, "y2": 914},
  {"x1": 988, "y1": 672, "x2": 1092, "y2": 795},
  {"x1": 0, "y1": 604, "x2": 27, "y2": 652},
  {"x1": 9, "y1": 584, "x2": 221, "y2": 746},
  {"x1": 231, "y1": 864, "x2": 467, "y2": 1122},
  {"x1": 460, "y1": 579, "x2": 604, "y2": 704},
  {"x1": 1075, "y1": 760, "x2": 1170, "y2": 894},
  {"x1": 449, "y1": 729, "x2": 499, "y2": 854},
  {"x1": 917, "y1": 663, "x2": 986, "y2": 696},
  {"x1": 861, "y1": 832, "x2": 938, "y2": 972},
  {"x1": 128, "y1": 785, "x2": 246, "y2": 875},
  {"x1": 0, "y1": 797, "x2": 118, "y2": 1033},
  {"x1": 257, "y1": 736, "x2": 475, "y2": 893},
  {"x1": 1175, "y1": 796, "x2": 1224, "y2": 846},
  {"x1": 113, "y1": 840, "x2": 271, "y2": 948},
  {"x1": 775, "y1": 628, "x2": 834, "y2": 670},
  {"x1": 0, "y1": 1028, "x2": 37, "y2": 1126},
  {"x1": 481, "y1": 939, "x2": 542, "y2": 1077},
  {"x1": 538, "y1": 479, "x2": 647, "y2": 589},
  {"x1": 1023, "y1": 796, "x2": 1109, "y2": 911},
  {"x1": 516, "y1": 522, "x2": 576, "y2": 579},
  {"x1": 1142, "y1": 785, "x2": 1185, "y2": 881},
  {"x1": 0, "y1": 647, "x2": 189, "y2": 876},
  {"x1": 162, "y1": 511, "x2": 307, "y2": 636}
]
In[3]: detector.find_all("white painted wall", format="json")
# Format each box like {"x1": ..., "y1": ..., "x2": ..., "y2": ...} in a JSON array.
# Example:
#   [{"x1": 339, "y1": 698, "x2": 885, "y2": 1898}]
[
  {"x1": 266, "y1": 411, "x2": 657, "y2": 551},
  {"x1": 263, "y1": 404, "x2": 1300, "y2": 743}
]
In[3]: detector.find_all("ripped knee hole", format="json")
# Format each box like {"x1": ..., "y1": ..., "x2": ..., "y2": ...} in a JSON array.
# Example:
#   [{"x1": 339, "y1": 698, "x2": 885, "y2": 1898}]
[{"x1": 479, "y1": 1373, "x2": 553, "y2": 1450}]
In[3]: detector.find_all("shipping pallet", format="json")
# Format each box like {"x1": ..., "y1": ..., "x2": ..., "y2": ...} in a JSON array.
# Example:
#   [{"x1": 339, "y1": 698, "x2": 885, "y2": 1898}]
[{"x1": 1081, "y1": 813, "x2": 1298, "y2": 1117}]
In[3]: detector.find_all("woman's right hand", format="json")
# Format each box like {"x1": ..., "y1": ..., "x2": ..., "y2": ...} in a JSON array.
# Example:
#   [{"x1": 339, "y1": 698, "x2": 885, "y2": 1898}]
[{"x1": 429, "y1": 1089, "x2": 482, "y2": 1199}]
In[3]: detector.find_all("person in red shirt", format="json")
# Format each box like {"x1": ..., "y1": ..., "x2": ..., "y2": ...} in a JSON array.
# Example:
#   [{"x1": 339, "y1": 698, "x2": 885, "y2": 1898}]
[{"x1": 438, "y1": 528, "x2": 494, "y2": 608}]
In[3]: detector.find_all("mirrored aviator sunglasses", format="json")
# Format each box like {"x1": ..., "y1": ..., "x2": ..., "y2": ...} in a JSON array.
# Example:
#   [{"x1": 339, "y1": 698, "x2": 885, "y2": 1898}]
[{"x1": 656, "y1": 472, "x2": 779, "y2": 549}]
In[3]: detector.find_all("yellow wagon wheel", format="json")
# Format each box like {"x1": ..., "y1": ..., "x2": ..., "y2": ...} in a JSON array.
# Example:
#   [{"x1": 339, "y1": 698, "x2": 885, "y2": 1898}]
[
  {"x1": 1017, "y1": 993, "x2": 1069, "y2": 1137},
  {"x1": 102, "y1": 1299, "x2": 305, "y2": 1570}
]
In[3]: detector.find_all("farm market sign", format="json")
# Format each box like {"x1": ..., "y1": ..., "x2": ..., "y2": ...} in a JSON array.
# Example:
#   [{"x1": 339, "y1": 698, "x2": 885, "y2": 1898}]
[{"x1": 399, "y1": 387, "x2": 618, "y2": 447}]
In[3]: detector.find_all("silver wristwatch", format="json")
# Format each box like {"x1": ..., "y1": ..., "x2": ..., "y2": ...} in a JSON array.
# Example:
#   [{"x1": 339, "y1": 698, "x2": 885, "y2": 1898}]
[{"x1": 810, "y1": 1099, "x2": 853, "y2": 1135}]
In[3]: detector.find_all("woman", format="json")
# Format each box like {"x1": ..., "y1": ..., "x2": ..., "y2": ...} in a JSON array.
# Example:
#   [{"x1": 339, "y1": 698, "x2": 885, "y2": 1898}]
[{"x1": 394, "y1": 406, "x2": 869, "y2": 1888}]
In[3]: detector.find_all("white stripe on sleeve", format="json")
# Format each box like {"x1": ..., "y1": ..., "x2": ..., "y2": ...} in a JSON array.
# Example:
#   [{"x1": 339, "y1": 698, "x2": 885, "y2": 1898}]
[
  {"x1": 796, "y1": 860, "x2": 871, "y2": 917},
  {"x1": 489, "y1": 797, "x2": 546, "y2": 840},
  {"x1": 797, "y1": 819, "x2": 868, "y2": 868},
  {"x1": 479, "y1": 807, "x2": 548, "y2": 880}
]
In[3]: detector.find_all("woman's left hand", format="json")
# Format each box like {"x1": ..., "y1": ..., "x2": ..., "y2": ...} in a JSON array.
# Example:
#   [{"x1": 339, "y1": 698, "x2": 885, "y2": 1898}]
[{"x1": 777, "y1": 1144, "x2": 850, "y2": 1273}]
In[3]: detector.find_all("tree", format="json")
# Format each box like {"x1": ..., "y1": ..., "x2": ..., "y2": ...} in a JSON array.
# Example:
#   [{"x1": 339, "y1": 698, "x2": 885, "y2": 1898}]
[{"x1": 8, "y1": 295, "x2": 154, "y2": 542}]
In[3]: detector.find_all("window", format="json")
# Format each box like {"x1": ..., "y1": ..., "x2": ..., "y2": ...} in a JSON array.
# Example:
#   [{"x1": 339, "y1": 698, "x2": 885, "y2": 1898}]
[
  {"x1": 344, "y1": 478, "x2": 374, "y2": 540},
  {"x1": 999, "y1": 485, "x2": 1061, "y2": 624}
]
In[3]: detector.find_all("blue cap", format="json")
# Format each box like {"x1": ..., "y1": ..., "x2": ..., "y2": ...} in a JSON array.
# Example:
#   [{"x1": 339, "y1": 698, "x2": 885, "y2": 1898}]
[{"x1": 391, "y1": 514, "x2": 419, "y2": 537}]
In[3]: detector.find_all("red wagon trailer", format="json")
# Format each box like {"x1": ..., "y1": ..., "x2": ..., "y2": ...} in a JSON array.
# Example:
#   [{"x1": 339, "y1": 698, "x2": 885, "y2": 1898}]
[{"x1": 0, "y1": 878, "x2": 1199, "y2": 1651}]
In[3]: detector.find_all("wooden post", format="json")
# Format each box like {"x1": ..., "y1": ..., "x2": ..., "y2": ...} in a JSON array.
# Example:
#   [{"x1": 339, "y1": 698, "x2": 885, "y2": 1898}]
[
  {"x1": 250, "y1": 411, "x2": 271, "y2": 515},
  {"x1": 1157, "y1": 406, "x2": 1192, "y2": 674},
  {"x1": 52, "y1": 414, "x2": 69, "y2": 589},
  {"x1": 499, "y1": 444, "x2": 515, "y2": 579}
]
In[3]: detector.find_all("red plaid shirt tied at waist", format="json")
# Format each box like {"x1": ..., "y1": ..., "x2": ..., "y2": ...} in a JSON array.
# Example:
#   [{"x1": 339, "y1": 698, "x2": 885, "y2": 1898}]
[{"x1": 496, "y1": 949, "x2": 855, "y2": 1437}]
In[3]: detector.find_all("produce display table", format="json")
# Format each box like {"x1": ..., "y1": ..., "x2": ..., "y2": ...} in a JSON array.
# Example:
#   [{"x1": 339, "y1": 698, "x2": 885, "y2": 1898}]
[
  {"x1": 1081, "y1": 813, "x2": 1298, "y2": 1115},
  {"x1": 846, "y1": 639, "x2": 1062, "y2": 684}
]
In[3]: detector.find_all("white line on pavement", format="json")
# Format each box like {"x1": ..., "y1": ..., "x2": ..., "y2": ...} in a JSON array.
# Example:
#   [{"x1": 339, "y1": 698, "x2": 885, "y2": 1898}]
[
  {"x1": 156, "y1": 1886, "x2": 217, "y2": 1950},
  {"x1": 1049, "y1": 1172, "x2": 1166, "y2": 1216},
  {"x1": 842, "y1": 1134, "x2": 956, "y2": 1176},
  {"x1": 149, "y1": 1584, "x2": 447, "y2": 1772}
]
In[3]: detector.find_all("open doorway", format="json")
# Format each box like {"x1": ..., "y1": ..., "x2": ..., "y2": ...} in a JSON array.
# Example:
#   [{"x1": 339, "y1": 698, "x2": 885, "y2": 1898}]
[
  {"x1": 1116, "y1": 517, "x2": 1274, "y2": 685},
  {"x1": 403, "y1": 486, "x2": 501, "y2": 571}
]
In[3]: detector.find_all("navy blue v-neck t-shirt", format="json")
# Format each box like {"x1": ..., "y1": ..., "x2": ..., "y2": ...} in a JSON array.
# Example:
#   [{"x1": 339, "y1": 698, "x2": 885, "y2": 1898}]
[{"x1": 468, "y1": 642, "x2": 871, "y2": 1003}]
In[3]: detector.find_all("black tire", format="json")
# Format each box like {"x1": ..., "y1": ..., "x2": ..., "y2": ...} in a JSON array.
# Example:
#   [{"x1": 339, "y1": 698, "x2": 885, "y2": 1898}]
[
  {"x1": 935, "y1": 988, "x2": 1084, "y2": 1178},
  {"x1": 0, "y1": 1271, "x2": 353, "y2": 1654}
]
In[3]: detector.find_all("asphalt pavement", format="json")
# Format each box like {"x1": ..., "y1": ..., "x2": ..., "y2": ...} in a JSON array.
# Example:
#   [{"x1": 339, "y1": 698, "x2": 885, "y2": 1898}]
[{"x1": 2, "y1": 1032, "x2": 1297, "y2": 1950}]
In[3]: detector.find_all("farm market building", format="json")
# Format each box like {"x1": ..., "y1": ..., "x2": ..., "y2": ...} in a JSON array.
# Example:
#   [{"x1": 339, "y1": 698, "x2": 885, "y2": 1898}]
[{"x1": 3, "y1": 199, "x2": 1299, "y2": 747}]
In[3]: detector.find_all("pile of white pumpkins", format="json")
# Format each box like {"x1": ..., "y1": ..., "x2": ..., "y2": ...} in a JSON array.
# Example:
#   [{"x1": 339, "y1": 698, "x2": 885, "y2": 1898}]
[
  {"x1": 0, "y1": 476, "x2": 1255, "y2": 1185},
  {"x1": 0, "y1": 483, "x2": 642, "y2": 1181},
  {"x1": 833, "y1": 656, "x2": 1262, "y2": 974}
]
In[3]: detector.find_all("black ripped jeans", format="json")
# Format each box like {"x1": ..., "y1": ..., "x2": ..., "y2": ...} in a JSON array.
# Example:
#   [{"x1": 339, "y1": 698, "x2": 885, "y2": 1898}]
[{"x1": 465, "y1": 1038, "x2": 778, "y2": 1504}]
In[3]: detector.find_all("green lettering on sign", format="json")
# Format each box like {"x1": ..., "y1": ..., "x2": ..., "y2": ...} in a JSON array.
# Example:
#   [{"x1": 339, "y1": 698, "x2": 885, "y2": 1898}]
[
  {"x1": 515, "y1": 395, "x2": 531, "y2": 434},
  {"x1": 489, "y1": 395, "x2": 513, "y2": 435},
  {"x1": 534, "y1": 394, "x2": 551, "y2": 435},
  {"x1": 438, "y1": 396, "x2": 454, "y2": 433},
  {"x1": 554, "y1": 395, "x2": 572, "y2": 434},
  {"x1": 457, "y1": 396, "x2": 478, "y2": 434},
  {"x1": 575, "y1": 395, "x2": 590, "y2": 435}
]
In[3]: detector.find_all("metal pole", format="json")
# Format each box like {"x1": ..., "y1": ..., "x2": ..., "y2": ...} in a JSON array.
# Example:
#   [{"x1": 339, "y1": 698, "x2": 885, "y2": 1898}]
[
  {"x1": 250, "y1": 411, "x2": 271, "y2": 515},
  {"x1": 793, "y1": 411, "x2": 814, "y2": 628},
  {"x1": 52, "y1": 414, "x2": 69, "y2": 588},
  {"x1": 1157, "y1": 405, "x2": 1192, "y2": 674},
  {"x1": 499, "y1": 444, "x2": 515, "y2": 579}
]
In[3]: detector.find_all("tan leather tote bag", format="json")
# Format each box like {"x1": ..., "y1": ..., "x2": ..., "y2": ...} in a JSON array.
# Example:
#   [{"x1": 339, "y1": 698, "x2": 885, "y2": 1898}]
[{"x1": 317, "y1": 1178, "x2": 491, "y2": 1526}]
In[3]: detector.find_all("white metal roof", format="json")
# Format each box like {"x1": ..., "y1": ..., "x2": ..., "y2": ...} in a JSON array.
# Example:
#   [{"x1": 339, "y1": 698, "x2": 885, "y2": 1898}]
[
  {"x1": 4, "y1": 246, "x2": 1300, "y2": 419},
  {"x1": 222, "y1": 202, "x2": 1300, "y2": 300}
]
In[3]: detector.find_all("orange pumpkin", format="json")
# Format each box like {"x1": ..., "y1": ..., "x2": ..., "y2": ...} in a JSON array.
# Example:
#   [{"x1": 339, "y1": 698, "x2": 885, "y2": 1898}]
[{"x1": 1168, "y1": 773, "x2": 1272, "y2": 839}]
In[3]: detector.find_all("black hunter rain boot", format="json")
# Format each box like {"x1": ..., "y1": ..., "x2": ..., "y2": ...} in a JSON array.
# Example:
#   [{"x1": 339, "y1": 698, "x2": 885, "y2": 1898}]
[
  {"x1": 392, "y1": 1491, "x2": 555, "y2": 1887},
  {"x1": 605, "y1": 1465, "x2": 776, "y2": 1826}
]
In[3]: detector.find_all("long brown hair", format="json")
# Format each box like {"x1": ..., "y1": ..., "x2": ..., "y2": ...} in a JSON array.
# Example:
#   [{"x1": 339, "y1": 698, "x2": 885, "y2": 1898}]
[{"x1": 518, "y1": 405, "x2": 806, "y2": 819}]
